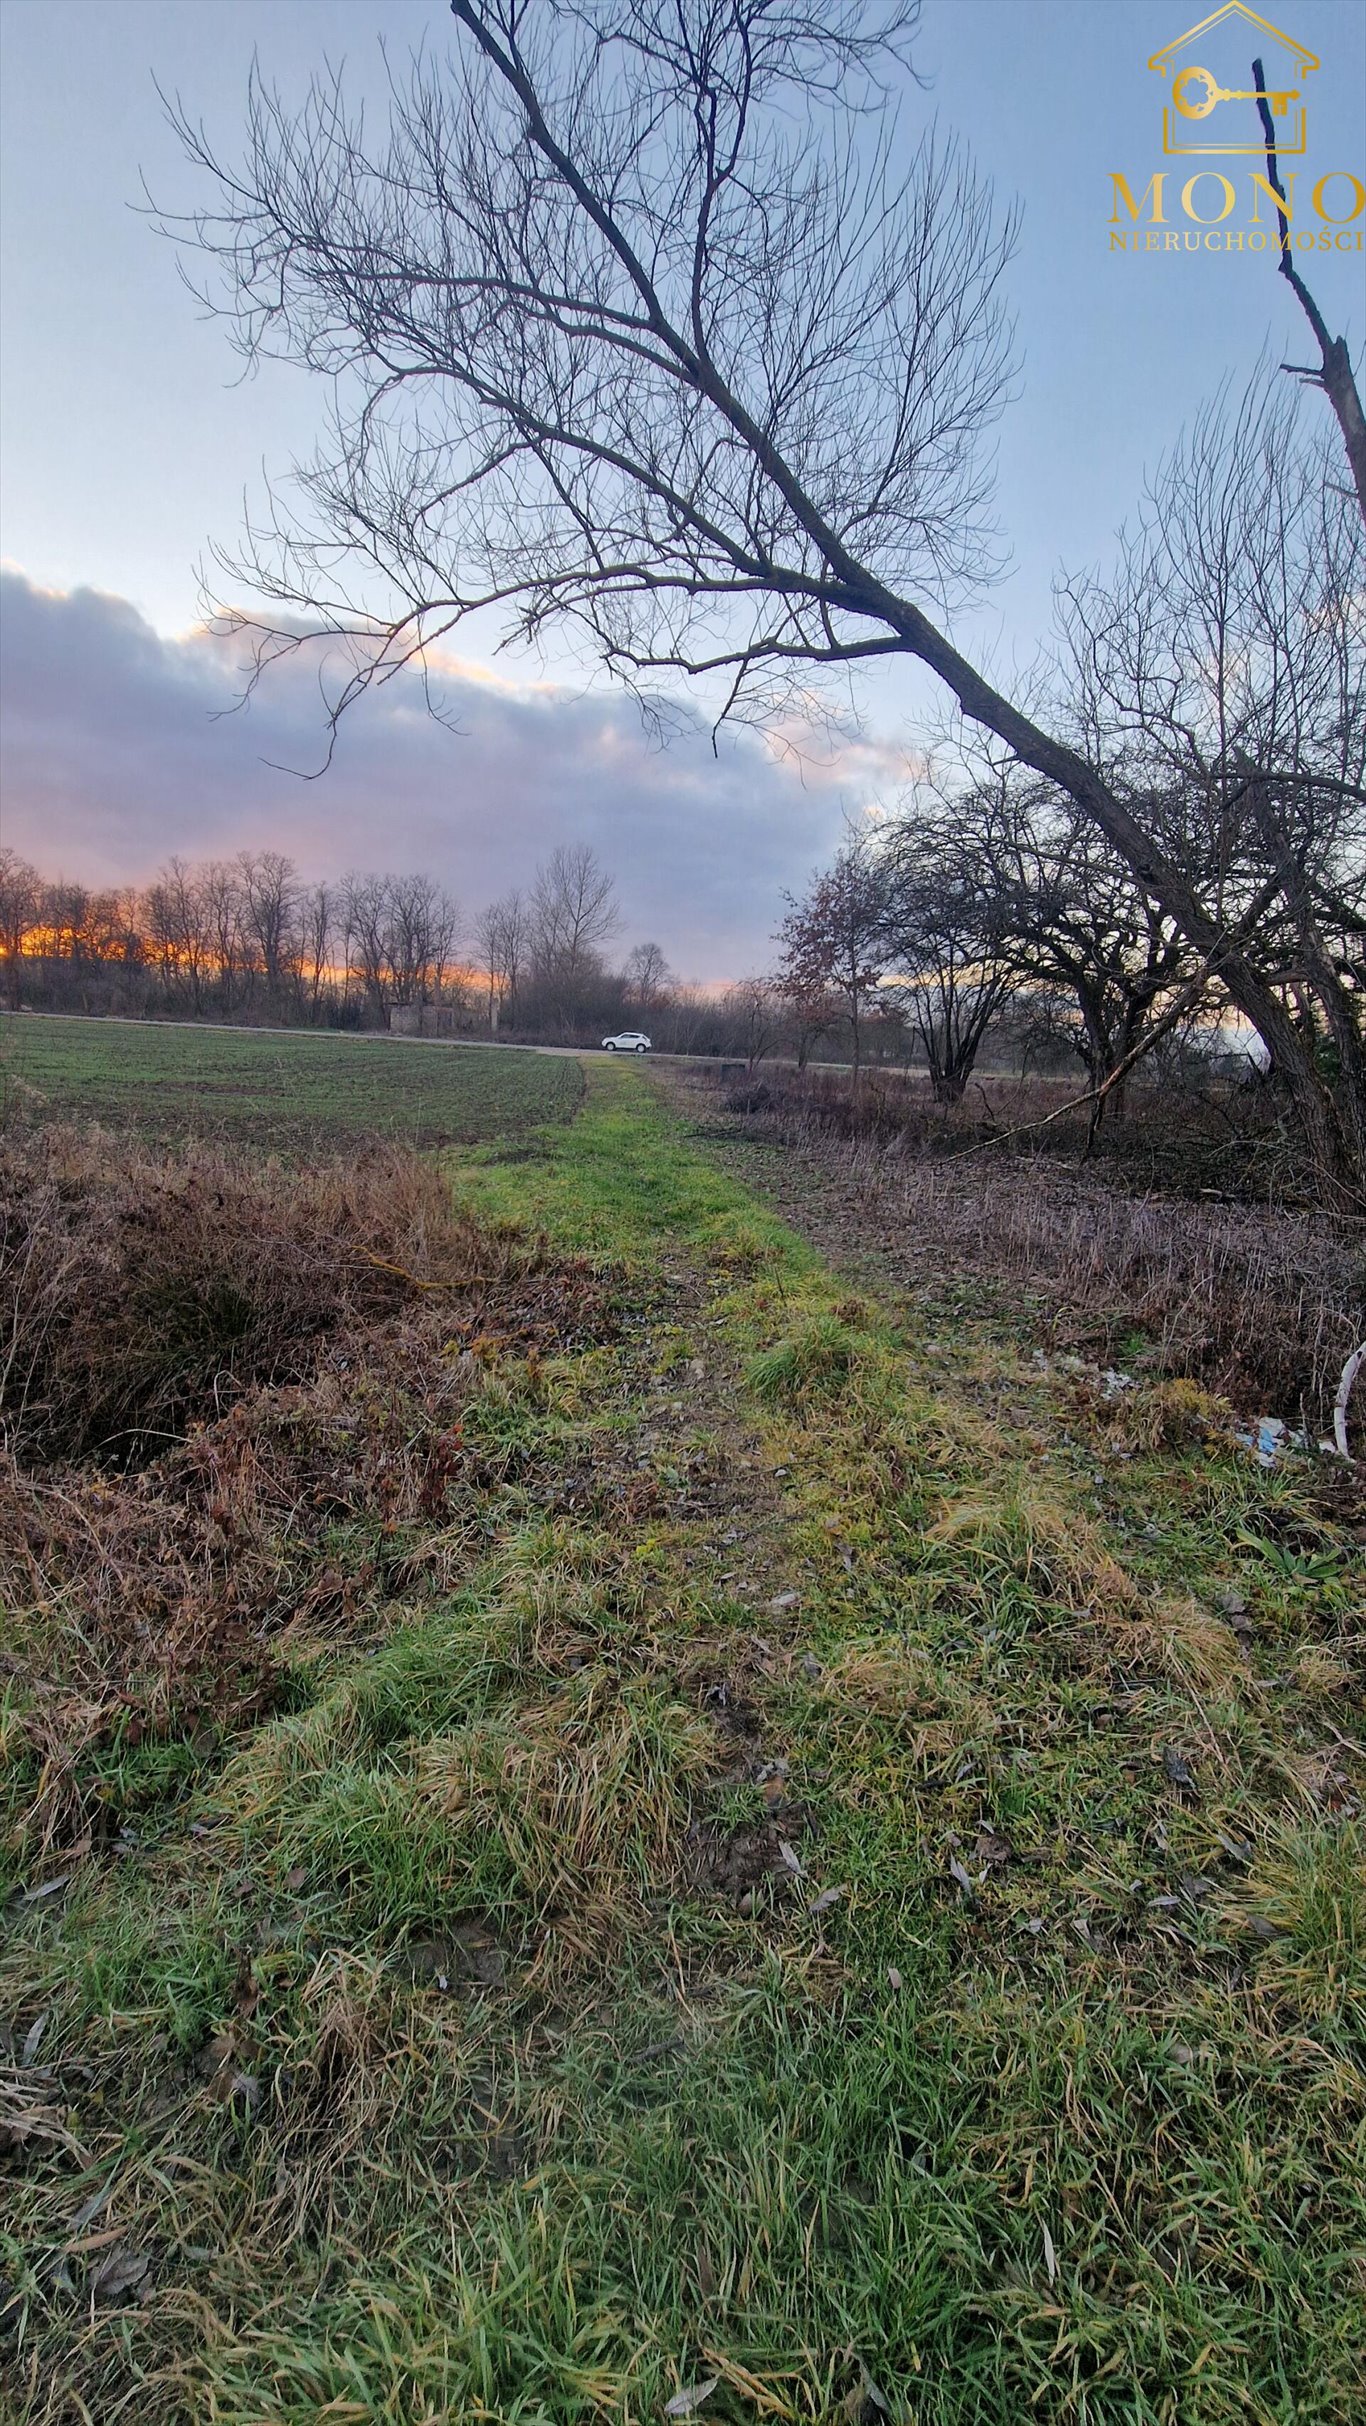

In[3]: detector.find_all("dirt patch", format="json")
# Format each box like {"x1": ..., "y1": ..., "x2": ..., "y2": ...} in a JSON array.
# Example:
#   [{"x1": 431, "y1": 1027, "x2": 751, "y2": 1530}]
[
  {"x1": 401, "y1": 1927, "x2": 509, "y2": 1993},
  {"x1": 689, "y1": 1808, "x2": 811, "y2": 1907}
]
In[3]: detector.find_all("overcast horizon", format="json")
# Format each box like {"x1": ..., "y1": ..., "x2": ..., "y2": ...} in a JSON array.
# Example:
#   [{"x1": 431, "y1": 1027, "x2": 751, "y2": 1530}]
[{"x1": 2, "y1": 0, "x2": 1363, "y2": 981}]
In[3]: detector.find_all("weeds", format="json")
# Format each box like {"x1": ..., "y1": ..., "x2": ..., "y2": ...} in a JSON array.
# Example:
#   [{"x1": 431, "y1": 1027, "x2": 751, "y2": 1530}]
[
  {"x1": 0, "y1": 1123, "x2": 592, "y2": 1467},
  {"x1": 701, "y1": 1071, "x2": 1364, "y2": 1432},
  {"x1": 0, "y1": 1129, "x2": 617, "y2": 1882}
]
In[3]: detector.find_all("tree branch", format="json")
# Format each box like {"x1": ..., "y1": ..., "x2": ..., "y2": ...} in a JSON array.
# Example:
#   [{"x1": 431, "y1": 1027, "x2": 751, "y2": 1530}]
[{"x1": 1253, "y1": 55, "x2": 1366, "y2": 527}]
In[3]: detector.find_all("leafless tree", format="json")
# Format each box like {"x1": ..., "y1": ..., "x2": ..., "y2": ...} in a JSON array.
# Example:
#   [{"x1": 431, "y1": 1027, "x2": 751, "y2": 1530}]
[
  {"x1": 525, "y1": 846, "x2": 620, "y2": 1031},
  {"x1": 920, "y1": 759, "x2": 1196, "y2": 1131},
  {"x1": 144, "y1": 857, "x2": 211, "y2": 1014},
  {"x1": 722, "y1": 976, "x2": 781, "y2": 1072},
  {"x1": 201, "y1": 860, "x2": 249, "y2": 1015},
  {"x1": 341, "y1": 873, "x2": 393, "y2": 1026},
  {"x1": 1059, "y1": 379, "x2": 1365, "y2": 1188},
  {"x1": 661, "y1": 980, "x2": 710, "y2": 1056},
  {"x1": 165, "y1": 2, "x2": 1364, "y2": 1192},
  {"x1": 775, "y1": 835, "x2": 888, "y2": 1091},
  {"x1": 299, "y1": 880, "x2": 335, "y2": 1017},
  {"x1": 529, "y1": 848, "x2": 620, "y2": 979},
  {"x1": 623, "y1": 940, "x2": 672, "y2": 1011},
  {"x1": 342, "y1": 871, "x2": 460, "y2": 1026},
  {"x1": 0, "y1": 850, "x2": 40, "y2": 1010},
  {"x1": 387, "y1": 872, "x2": 461, "y2": 1010},
  {"x1": 475, "y1": 887, "x2": 531, "y2": 1030},
  {"x1": 877, "y1": 806, "x2": 1017, "y2": 1103},
  {"x1": 237, "y1": 850, "x2": 300, "y2": 1004}
]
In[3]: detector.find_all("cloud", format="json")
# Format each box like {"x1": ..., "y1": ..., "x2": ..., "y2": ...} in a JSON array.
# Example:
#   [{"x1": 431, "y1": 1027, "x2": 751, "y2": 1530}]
[{"x1": 0, "y1": 567, "x2": 893, "y2": 981}]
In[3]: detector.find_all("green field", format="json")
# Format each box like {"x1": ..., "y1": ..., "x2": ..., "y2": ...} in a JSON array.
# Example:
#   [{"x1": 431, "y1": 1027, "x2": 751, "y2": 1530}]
[{"x1": 0, "y1": 1013, "x2": 582, "y2": 1147}]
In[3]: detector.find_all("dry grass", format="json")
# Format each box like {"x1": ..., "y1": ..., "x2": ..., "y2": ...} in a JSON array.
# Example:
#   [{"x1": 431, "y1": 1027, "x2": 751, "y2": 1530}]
[
  {"x1": 853, "y1": 1152, "x2": 1360, "y2": 1420},
  {"x1": 0, "y1": 1122, "x2": 569, "y2": 1468},
  {"x1": 0, "y1": 1127, "x2": 617, "y2": 1876},
  {"x1": 708, "y1": 1075, "x2": 1362, "y2": 1424}
]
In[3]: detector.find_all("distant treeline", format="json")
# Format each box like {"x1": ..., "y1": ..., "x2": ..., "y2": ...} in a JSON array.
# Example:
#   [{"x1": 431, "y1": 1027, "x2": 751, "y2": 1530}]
[
  {"x1": 0, "y1": 840, "x2": 925, "y2": 1063},
  {"x1": 0, "y1": 836, "x2": 1272, "y2": 1087}
]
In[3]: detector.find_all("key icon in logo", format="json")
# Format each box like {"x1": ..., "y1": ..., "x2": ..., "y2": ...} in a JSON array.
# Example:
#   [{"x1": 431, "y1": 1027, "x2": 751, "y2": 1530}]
[{"x1": 1172, "y1": 64, "x2": 1299, "y2": 118}]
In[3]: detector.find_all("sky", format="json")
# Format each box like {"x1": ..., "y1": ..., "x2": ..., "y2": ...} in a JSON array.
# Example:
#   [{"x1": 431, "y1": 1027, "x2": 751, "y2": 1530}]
[{"x1": 1, "y1": 0, "x2": 1363, "y2": 979}]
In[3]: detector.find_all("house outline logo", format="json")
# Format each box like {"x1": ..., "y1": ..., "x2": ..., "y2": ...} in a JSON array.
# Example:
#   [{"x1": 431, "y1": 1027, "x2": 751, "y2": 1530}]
[{"x1": 1148, "y1": 3, "x2": 1319, "y2": 157}]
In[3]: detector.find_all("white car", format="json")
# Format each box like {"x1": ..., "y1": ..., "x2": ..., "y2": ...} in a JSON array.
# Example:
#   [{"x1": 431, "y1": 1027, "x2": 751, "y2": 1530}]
[{"x1": 601, "y1": 1030, "x2": 652, "y2": 1052}]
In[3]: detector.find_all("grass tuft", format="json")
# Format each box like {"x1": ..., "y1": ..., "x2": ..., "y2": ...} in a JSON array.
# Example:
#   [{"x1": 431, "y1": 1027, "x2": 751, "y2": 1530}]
[{"x1": 748, "y1": 1311, "x2": 865, "y2": 1405}]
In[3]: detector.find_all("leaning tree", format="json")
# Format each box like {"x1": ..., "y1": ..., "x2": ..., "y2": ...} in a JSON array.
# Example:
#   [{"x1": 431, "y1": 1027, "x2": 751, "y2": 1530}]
[{"x1": 163, "y1": 0, "x2": 1366, "y2": 1198}]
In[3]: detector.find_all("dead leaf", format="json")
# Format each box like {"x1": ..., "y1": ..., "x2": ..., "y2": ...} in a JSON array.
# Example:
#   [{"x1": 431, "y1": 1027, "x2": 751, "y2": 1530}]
[
  {"x1": 841, "y1": 2368, "x2": 892, "y2": 2423},
  {"x1": 808, "y1": 1884, "x2": 845, "y2": 1916},
  {"x1": 1163, "y1": 1747, "x2": 1196, "y2": 1791},
  {"x1": 947, "y1": 1856, "x2": 974, "y2": 1895},
  {"x1": 285, "y1": 1866, "x2": 307, "y2": 1893},
  {"x1": 20, "y1": 2014, "x2": 48, "y2": 2067},
  {"x1": 777, "y1": 1840, "x2": 804, "y2": 1877},
  {"x1": 665, "y1": 2378, "x2": 720, "y2": 2418},
  {"x1": 1042, "y1": 2223, "x2": 1058, "y2": 2285},
  {"x1": 90, "y1": 2245, "x2": 150, "y2": 2306},
  {"x1": 886, "y1": 1966, "x2": 903, "y2": 1991},
  {"x1": 973, "y1": 1826, "x2": 1012, "y2": 1868}
]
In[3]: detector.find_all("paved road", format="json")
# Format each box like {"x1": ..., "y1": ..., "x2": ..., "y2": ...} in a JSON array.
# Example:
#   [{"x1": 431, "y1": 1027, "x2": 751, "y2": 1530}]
[{"x1": 4, "y1": 1008, "x2": 883, "y2": 1077}]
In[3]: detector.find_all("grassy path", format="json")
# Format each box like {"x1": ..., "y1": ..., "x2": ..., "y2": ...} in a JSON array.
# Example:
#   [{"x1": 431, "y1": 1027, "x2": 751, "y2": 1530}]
[{"x1": 4, "y1": 1063, "x2": 1362, "y2": 2424}]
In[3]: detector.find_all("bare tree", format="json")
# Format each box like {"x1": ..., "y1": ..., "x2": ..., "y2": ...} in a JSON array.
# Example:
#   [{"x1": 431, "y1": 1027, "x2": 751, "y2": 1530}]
[
  {"x1": 775, "y1": 836, "x2": 888, "y2": 1091},
  {"x1": 342, "y1": 872, "x2": 394, "y2": 1026},
  {"x1": 878, "y1": 807, "x2": 1017, "y2": 1103},
  {"x1": 1059, "y1": 380, "x2": 1366, "y2": 1187},
  {"x1": 623, "y1": 940, "x2": 672, "y2": 1012},
  {"x1": 722, "y1": 976, "x2": 781, "y2": 1073},
  {"x1": 237, "y1": 850, "x2": 300, "y2": 1005},
  {"x1": 299, "y1": 880, "x2": 334, "y2": 1018},
  {"x1": 925, "y1": 762, "x2": 1196, "y2": 1132},
  {"x1": 530, "y1": 848, "x2": 619, "y2": 977},
  {"x1": 661, "y1": 980, "x2": 710, "y2": 1057},
  {"x1": 386, "y1": 872, "x2": 461, "y2": 1011},
  {"x1": 475, "y1": 887, "x2": 530, "y2": 1031},
  {"x1": 342, "y1": 871, "x2": 459, "y2": 1026},
  {"x1": 166, "y1": 3, "x2": 1365, "y2": 1192},
  {"x1": 0, "y1": 850, "x2": 39, "y2": 1010},
  {"x1": 144, "y1": 857, "x2": 210, "y2": 1014},
  {"x1": 201, "y1": 860, "x2": 248, "y2": 1016},
  {"x1": 527, "y1": 846, "x2": 619, "y2": 1031}
]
